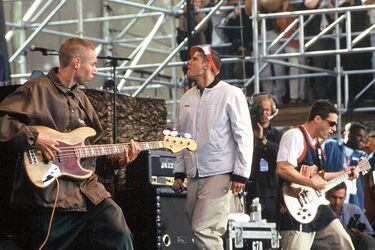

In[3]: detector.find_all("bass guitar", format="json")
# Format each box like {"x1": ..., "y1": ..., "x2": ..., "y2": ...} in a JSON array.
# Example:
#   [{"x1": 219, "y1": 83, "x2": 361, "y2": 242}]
[
  {"x1": 24, "y1": 125, "x2": 197, "y2": 188},
  {"x1": 282, "y1": 159, "x2": 370, "y2": 224}
]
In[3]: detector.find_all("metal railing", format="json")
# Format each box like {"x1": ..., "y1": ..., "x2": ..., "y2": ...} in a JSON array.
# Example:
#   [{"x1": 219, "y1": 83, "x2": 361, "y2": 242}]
[{"x1": 4, "y1": 0, "x2": 375, "y2": 127}]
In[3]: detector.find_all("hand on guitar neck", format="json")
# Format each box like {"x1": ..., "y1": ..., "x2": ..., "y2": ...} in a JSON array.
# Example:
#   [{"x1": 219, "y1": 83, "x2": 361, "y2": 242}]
[
  {"x1": 343, "y1": 165, "x2": 359, "y2": 180},
  {"x1": 118, "y1": 139, "x2": 141, "y2": 168},
  {"x1": 35, "y1": 132, "x2": 61, "y2": 161}
]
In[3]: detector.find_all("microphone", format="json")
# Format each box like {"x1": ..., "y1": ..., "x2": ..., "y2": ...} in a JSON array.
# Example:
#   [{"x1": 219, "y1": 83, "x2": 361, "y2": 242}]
[
  {"x1": 267, "y1": 109, "x2": 279, "y2": 121},
  {"x1": 29, "y1": 45, "x2": 57, "y2": 56},
  {"x1": 97, "y1": 55, "x2": 131, "y2": 61}
]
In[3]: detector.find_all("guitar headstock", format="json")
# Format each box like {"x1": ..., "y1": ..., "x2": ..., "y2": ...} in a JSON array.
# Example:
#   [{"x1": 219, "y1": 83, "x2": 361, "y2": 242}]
[
  {"x1": 162, "y1": 130, "x2": 197, "y2": 153},
  {"x1": 356, "y1": 158, "x2": 371, "y2": 175}
]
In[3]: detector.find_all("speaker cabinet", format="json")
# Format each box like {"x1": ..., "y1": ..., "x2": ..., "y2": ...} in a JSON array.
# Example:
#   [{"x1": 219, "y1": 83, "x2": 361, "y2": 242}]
[
  {"x1": 125, "y1": 150, "x2": 176, "y2": 187},
  {"x1": 121, "y1": 187, "x2": 193, "y2": 250}
]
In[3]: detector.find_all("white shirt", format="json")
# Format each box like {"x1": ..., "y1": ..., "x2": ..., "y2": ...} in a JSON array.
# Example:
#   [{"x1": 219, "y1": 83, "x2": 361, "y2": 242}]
[{"x1": 277, "y1": 126, "x2": 317, "y2": 167}]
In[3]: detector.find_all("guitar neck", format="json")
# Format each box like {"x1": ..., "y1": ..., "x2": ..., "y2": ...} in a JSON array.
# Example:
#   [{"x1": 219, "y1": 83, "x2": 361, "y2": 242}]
[
  {"x1": 75, "y1": 141, "x2": 164, "y2": 158},
  {"x1": 322, "y1": 172, "x2": 349, "y2": 193},
  {"x1": 322, "y1": 162, "x2": 366, "y2": 193}
]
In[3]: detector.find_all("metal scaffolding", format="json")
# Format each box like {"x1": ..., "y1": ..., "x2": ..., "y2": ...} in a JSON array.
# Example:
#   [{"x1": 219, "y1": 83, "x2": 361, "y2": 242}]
[
  {"x1": 4, "y1": 0, "x2": 375, "y2": 127},
  {"x1": 250, "y1": 0, "x2": 375, "y2": 131}
]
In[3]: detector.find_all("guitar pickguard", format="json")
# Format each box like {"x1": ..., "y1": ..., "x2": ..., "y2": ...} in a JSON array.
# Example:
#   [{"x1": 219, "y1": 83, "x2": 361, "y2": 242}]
[{"x1": 42, "y1": 165, "x2": 61, "y2": 186}]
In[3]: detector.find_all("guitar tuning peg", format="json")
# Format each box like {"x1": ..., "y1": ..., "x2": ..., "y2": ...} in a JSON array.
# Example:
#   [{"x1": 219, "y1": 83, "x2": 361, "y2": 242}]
[
  {"x1": 163, "y1": 130, "x2": 171, "y2": 136},
  {"x1": 170, "y1": 130, "x2": 178, "y2": 137},
  {"x1": 184, "y1": 133, "x2": 192, "y2": 139}
]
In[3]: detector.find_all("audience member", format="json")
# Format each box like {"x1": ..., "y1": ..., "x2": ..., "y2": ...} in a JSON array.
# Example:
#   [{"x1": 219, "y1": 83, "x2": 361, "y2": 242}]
[
  {"x1": 327, "y1": 183, "x2": 375, "y2": 250},
  {"x1": 340, "y1": 0, "x2": 372, "y2": 101},
  {"x1": 222, "y1": 1, "x2": 254, "y2": 81},
  {"x1": 244, "y1": 0, "x2": 286, "y2": 104},
  {"x1": 365, "y1": 0, "x2": 375, "y2": 79},
  {"x1": 276, "y1": 0, "x2": 306, "y2": 104},
  {"x1": 363, "y1": 133, "x2": 375, "y2": 155},
  {"x1": 323, "y1": 122, "x2": 368, "y2": 209},
  {"x1": 304, "y1": 0, "x2": 336, "y2": 101},
  {"x1": 177, "y1": 0, "x2": 212, "y2": 65}
]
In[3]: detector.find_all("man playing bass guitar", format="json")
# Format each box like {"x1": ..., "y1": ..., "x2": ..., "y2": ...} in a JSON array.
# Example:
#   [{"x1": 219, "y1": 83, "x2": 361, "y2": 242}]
[{"x1": 0, "y1": 38, "x2": 140, "y2": 249}]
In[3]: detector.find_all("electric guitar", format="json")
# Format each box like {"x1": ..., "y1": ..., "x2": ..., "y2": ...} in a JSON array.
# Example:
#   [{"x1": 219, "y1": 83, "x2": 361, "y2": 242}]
[
  {"x1": 23, "y1": 125, "x2": 197, "y2": 188},
  {"x1": 282, "y1": 159, "x2": 370, "y2": 224}
]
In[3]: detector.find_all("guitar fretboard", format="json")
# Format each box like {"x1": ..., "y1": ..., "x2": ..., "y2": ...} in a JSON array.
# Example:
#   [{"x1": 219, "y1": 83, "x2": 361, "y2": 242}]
[
  {"x1": 322, "y1": 160, "x2": 368, "y2": 193},
  {"x1": 75, "y1": 141, "x2": 164, "y2": 158}
]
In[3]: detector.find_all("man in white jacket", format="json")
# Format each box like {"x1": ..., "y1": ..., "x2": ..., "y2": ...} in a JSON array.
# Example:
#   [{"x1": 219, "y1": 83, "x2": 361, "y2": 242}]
[{"x1": 173, "y1": 45, "x2": 253, "y2": 250}]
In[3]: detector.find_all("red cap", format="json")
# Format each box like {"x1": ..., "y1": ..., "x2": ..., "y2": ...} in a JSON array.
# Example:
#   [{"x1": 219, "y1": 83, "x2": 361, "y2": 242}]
[{"x1": 189, "y1": 45, "x2": 221, "y2": 75}]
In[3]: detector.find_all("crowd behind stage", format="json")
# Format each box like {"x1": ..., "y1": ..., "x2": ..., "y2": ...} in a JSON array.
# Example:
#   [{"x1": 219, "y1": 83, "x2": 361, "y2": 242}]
[{"x1": 178, "y1": 0, "x2": 375, "y2": 105}]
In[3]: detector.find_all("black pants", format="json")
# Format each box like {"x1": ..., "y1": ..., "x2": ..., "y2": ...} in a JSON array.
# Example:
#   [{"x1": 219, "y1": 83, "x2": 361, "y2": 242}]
[{"x1": 16, "y1": 198, "x2": 133, "y2": 250}]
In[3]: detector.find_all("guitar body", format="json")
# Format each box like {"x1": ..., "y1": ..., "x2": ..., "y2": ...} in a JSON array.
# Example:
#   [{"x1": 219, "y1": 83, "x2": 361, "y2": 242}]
[
  {"x1": 283, "y1": 159, "x2": 370, "y2": 224},
  {"x1": 283, "y1": 183, "x2": 330, "y2": 224},
  {"x1": 24, "y1": 126, "x2": 95, "y2": 188}
]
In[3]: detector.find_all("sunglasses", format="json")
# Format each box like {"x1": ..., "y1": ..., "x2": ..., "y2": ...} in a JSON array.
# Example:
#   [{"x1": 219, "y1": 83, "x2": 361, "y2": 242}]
[{"x1": 324, "y1": 119, "x2": 337, "y2": 127}]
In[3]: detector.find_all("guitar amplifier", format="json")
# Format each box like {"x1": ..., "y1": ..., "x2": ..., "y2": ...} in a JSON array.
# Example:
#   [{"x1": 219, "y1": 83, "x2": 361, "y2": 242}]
[
  {"x1": 121, "y1": 186, "x2": 193, "y2": 250},
  {"x1": 225, "y1": 221, "x2": 280, "y2": 250},
  {"x1": 126, "y1": 150, "x2": 176, "y2": 187}
]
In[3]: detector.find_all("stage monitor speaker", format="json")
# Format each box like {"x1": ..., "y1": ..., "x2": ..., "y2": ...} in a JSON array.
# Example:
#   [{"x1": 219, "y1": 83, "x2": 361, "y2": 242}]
[
  {"x1": 121, "y1": 186, "x2": 193, "y2": 250},
  {"x1": 125, "y1": 150, "x2": 176, "y2": 187}
]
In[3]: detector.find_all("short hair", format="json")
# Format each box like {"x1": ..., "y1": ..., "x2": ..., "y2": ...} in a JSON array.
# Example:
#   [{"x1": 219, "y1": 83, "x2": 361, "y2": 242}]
[
  {"x1": 307, "y1": 100, "x2": 338, "y2": 121},
  {"x1": 59, "y1": 38, "x2": 95, "y2": 68},
  {"x1": 252, "y1": 93, "x2": 277, "y2": 114},
  {"x1": 331, "y1": 182, "x2": 347, "y2": 192},
  {"x1": 348, "y1": 122, "x2": 367, "y2": 135}
]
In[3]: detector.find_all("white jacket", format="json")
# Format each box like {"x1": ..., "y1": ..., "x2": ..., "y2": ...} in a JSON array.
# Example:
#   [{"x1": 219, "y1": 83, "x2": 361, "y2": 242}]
[{"x1": 174, "y1": 81, "x2": 253, "y2": 181}]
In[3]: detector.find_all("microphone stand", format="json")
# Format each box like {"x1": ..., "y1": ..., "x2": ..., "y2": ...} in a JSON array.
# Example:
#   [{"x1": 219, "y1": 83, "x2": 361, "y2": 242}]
[{"x1": 98, "y1": 56, "x2": 130, "y2": 144}]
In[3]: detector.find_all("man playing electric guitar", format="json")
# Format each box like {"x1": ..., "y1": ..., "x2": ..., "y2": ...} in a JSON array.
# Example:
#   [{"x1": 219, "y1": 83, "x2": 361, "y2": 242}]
[{"x1": 276, "y1": 100, "x2": 357, "y2": 250}]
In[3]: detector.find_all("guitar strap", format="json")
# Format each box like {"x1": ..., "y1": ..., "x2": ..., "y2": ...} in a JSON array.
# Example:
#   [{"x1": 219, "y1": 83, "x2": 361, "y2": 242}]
[{"x1": 296, "y1": 125, "x2": 326, "y2": 172}]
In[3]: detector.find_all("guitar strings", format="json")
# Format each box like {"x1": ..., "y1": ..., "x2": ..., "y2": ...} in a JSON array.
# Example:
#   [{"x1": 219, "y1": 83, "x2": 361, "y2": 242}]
[{"x1": 37, "y1": 141, "x2": 167, "y2": 159}]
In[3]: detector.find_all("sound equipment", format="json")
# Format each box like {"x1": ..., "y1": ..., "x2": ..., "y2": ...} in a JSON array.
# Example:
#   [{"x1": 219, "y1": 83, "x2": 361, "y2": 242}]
[
  {"x1": 225, "y1": 221, "x2": 279, "y2": 250},
  {"x1": 121, "y1": 186, "x2": 193, "y2": 250},
  {"x1": 126, "y1": 150, "x2": 178, "y2": 187}
]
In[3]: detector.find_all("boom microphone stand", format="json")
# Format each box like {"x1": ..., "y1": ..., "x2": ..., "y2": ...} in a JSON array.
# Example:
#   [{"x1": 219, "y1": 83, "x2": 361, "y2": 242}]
[{"x1": 98, "y1": 55, "x2": 131, "y2": 143}]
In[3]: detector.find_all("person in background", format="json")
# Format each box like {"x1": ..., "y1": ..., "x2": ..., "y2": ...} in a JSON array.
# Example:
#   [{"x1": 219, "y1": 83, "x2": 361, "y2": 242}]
[
  {"x1": 276, "y1": 0, "x2": 306, "y2": 104},
  {"x1": 304, "y1": 0, "x2": 336, "y2": 102},
  {"x1": 326, "y1": 182, "x2": 375, "y2": 250},
  {"x1": 323, "y1": 122, "x2": 368, "y2": 209},
  {"x1": 246, "y1": 93, "x2": 283, "y2": 222}
]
